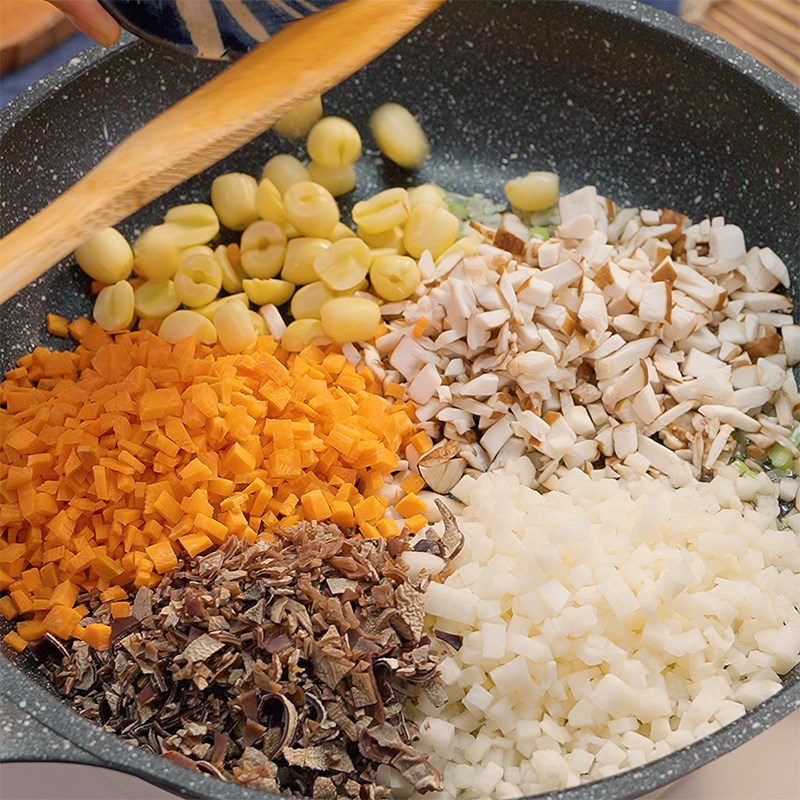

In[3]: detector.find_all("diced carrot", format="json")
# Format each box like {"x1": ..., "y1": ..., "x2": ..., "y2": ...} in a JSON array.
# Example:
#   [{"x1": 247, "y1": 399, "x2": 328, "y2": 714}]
[
  {"x1": 0, "y1": 596, "x2": 17, "y2": 620},
  {"x1": 193, "y1": 515, "x2": 228, "y2": 544},
  {"x1": 179, "y1": 533, "x2": 214, "y2": 557},
  {"x1": 139, "y1": 387, "x2": 183, "y2": 420},
  {"x1": 50, "y1": 580, "x2": 79, "y2": 608},
  {"x1": 408, "y1": 431, "x2": 433, "y2": 455},
  {"x1": 329, "y1": 500, "x2": 354, "y2": 527},
  {"x1": 396, "y1": 493, "x2": 427, "y2": 518},
  {"x1": 145, "y1": 540, "x2": 178, "y2": 573},
  {"x1": 110, "y1": 601, "x2": 131, "y2": 619},
  {"x1": 412, "y1": 317, "x2": 429, "y2": 337},
  {"x1": 100, "y1": 586, "x2": 127, "y2": 602},
  {"x1": 82, "y1": 623, "x2": 112, "y2": 650},
  {"x1": 0, "y1": 330, "x2": 419, "y2": 645},
  {"x1": 300, "y1": 490, "x2": 331, "y2": 521},
  {"x1": 46, "y1": 314, "x2": 70, "y2": 338},
  {"x1": 223, "y1": 442, "x2": 256, "y2": 475},
  {"x1": 42, "y1": 605, "x2": 82, "y2": 638},
  {"x1": 179, "y1": 457, "x2": 213, "y2": 484},
  {"x1": 400, "y1": 473, "x2": 425, "y2": 494},
  {"x1": 16, "y1": 620, "x2": 46, "y2": 641},
  {"x1": 354, "y1": 496, "x2": 385, "y2": 526},
  {"x1": 376, "y1": 518, "x2": 399, "y2": 538},
  {"x1": 9, "y1": 590, "x2": 33, "y2": 614},
  {"x1": 0, "y1": 544, "x2": 26, "y2": 563},
  {"x1": 404, "y1": 513, "x2": 429, "y2": 534},
  {"x1": 92, "y1": 554, "x2": 123, "y2": 581},
  {"x1": 3, "y1": 631, "x2": 27, "y2": 652}
]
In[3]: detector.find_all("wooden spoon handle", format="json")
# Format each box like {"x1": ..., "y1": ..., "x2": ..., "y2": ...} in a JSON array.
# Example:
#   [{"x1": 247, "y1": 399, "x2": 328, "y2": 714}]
[{"x1": 0, "y1": 0, "x2": 442, "y2": 304}]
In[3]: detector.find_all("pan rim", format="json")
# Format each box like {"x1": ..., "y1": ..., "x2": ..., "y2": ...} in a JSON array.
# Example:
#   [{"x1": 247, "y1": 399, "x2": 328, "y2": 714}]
[{"x1": 1, "y1": 2, "x2": 799, "y2": 799}]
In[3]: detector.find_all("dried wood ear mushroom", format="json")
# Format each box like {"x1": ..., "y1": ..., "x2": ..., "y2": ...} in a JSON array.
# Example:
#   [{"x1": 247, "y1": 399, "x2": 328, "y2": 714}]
[{"x1": 43, "y1": 521, "x2": 461, "y2": 798}]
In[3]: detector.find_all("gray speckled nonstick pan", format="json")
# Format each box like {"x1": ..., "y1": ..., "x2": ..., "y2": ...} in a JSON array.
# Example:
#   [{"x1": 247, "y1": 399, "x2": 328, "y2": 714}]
[{"x1": 1, "y1": 2, "x2": 799, "y2": 799}]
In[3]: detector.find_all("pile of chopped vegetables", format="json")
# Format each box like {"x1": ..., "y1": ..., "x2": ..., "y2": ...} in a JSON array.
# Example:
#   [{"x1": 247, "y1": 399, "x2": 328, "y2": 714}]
[
  {"x1": 0, "y1": 325, "x2": 435, "y2": 649},
  {"x1": 44, "y1": 522, "x2": 448, "y2": 798},
  {"x1": 413, "y1": 461, "x2": 800, "y2": 797},
  {"x1": 353, "y1": 188, "x2": 800, "y2": 495},
  {"x1": 1, "y1": 90, "x2": 799, "y2": 800}
]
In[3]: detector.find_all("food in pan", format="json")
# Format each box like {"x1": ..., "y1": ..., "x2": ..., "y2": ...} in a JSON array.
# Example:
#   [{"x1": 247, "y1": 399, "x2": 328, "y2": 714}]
[{"x1": 1, "y1": 98, "x2": 798, "y2": 798}]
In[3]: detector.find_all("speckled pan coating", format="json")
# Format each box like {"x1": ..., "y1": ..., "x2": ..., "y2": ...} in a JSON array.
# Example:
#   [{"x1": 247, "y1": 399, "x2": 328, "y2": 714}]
[{"x1": 1, "y1": 2, "x2": 798, "y2": 799}]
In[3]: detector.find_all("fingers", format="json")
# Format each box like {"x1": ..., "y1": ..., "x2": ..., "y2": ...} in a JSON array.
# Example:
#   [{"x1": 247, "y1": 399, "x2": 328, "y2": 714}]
[{"x1": 49, "y1": 0, "x2": 121, "y2": 46}]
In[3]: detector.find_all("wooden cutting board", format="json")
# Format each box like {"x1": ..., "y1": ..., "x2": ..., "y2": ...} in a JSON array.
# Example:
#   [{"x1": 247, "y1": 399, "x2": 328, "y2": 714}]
[
  {"x1": 700, "y1": 0, "x2": 799, "y2": 84},
  {"x1": 0, "y1": 0, "x2": 74, "y2": 76}
]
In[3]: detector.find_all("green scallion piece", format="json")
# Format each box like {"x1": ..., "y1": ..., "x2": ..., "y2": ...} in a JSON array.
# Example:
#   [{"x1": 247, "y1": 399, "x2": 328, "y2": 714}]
[
  {"x1": 769, "y1": 444, "x2": 793, "y2": 471},
  {"x1": 732, "y1": 460, "x2": 757, "y2": 478},
  {"x1": 530, "y1": 225, "x2": 550, "y2": 241},
  {"x1": 447, "y1": 201, "x2": 468, "y2": 221}
]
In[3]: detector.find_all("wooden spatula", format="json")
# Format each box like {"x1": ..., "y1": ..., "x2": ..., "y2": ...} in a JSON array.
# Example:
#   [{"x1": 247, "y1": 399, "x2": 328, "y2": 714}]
[{"x1": 0, "y1": 0, "x2": 442, "y2": 304}]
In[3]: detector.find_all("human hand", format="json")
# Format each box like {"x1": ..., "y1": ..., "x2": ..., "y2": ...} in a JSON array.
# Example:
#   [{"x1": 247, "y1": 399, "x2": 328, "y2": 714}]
[{"x1": 48, "y1": 0, "x2": 121, "y2": 46}]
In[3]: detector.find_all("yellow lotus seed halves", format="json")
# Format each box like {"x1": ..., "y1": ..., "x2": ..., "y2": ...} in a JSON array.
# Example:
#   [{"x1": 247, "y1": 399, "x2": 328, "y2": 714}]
[
  {"x1": 261, "y1": 155, "x2": 310, "y2": 195},
  {"x1": 357, "y1": 225, "x2": 405, "y2": 253},
  {"x1": 283, "y1": 181, "x2": 339, "y2": 239},
  {"x1": 194, "y1": 293, "x2": 248, "y2": 320},
  {"x1": 281, "y1": 237, "x2": 331, "y2": 285},
  {"x1": 133, "y1": 224, "x2": 184, "y2": 281},
  {"x1": 159, "y1": 310, "x2": 217, "y2": 345},
  {"x1": 307, "y1": 161, "x2": 357, "y2": 197},
  {"x1": 320, "y1": 296, "x2": 381, "y2": 344},
  {"x1": 93, "y1": 280, "x2": 135, "y2": 332},
  {"x1": 134, "y1": 280, "x2": 180, "y2": 319},
  {"x1": 274, "y1": 95, "x2": 323, "y2": 140},
  {"x1": 408, "y1": 183, "x2": 446, "y2": 208},
  {"x1": 254, "y1": 178, "x2": 288, "y2": 225},
  {"x1": 163, "y1": 204, "x2": 220, "y2": 246},
  {"x1": 403, "y1": 202, "x2": 459, "y2": 259},
  {"x1": 210, "y1": 173, "x2": 259, "y2": 230},
  {"x1": 242, "y1": 278, "x2": 295, "y2": 306},
  {"x1": 306, "y1": 116, "x2": 362, "y2": 169},
  {"x1": 281, "y1": 319, "x2": 327, "y2": 352},
  {"x1": 370, "y1": 103, "x2": 429, "y2": 169},
  {"x1": 329, "y1": 222, "x2": 356, "y2": 241},
  {"x1": 240, "y1": 220, "x2": 287, "y2": 278},
  {"x1": 503, "y1": 171, "x2": 559, "y2": 212},
  {"x1": 174, "y1": 246, "x2": 223, "y2": 307},
  {"x1": 313, "y1": 238, "x2": 371, "y2": 292},
  {"x1": 290, "y1": 281, "x2": 338, "y2": 320},
  {"x1": 352, "y1": 188, "x2": 410, "y2": 235},
  {"x1": 214, "y1": 300, "x2": 257, "y2": 353},
  {"x1": 74, "y1": 227, "x2": 133, "y2": 283},
  {"x1": 214, "y1": 244, "x2": 246, "y2": 293},
  {"x1": 369, "y1": 255, "x2": 421, "y2": 301}
]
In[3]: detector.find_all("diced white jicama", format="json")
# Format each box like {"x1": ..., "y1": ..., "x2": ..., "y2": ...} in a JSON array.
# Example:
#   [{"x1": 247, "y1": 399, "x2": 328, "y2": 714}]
[{"x1": 415, "y1": 463, "x2": 800, "y2": 799}]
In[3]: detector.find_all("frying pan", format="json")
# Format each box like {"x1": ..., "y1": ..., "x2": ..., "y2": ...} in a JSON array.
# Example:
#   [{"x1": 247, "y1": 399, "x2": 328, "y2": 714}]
[{"x1": 1, "y1": 2, "x2": 798, "y2": 799}]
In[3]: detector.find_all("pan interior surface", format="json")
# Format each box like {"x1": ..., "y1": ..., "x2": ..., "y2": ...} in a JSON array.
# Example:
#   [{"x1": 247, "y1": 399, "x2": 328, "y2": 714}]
[{"x1": 0, "y1": 2, "x2": 798, "y2": 800}]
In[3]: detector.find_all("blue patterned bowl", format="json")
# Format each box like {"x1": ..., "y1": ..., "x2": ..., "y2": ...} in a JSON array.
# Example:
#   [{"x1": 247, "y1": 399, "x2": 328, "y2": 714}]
[{"x1": 99, "y1": 0, "x2": 341, "y2": 59}]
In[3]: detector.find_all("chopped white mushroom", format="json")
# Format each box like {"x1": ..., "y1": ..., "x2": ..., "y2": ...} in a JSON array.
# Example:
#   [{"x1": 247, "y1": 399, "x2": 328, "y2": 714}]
[
  {"x1": 258, "y1": 304, "x2": 287, "y2": 340},
  {"x1": 698, "y1": 405, "x2": 760, "y2": 433},
  {"x1": 783, "y1": 326, "x2": 800, "y2": 366},
  {"x1": 638, "y1": 282, "x2": 671, "y2": 323},
  {"x1": 352, "y1": 186, "x2": 796, "y2": 482},
  {"x1": 612, "y1": 422, "x2": 638, "y2": 459}
]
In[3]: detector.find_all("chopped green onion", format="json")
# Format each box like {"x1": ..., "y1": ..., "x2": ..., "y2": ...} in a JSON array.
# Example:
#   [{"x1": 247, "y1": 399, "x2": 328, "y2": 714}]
[
  {"x1": 530, "y1": 225, "x2": 550, "y2": 241},
  {"x1": 790, "y1": 424, "x2": 800, "y2": 446},
  {"x1": 770, "y1": 444, "x2": 793, "y2": 471},
  {"x1": 732, "y1": 459, "x2": 757, "y2": 478},
  {"x1": 447, "y1": 201, "x2": 468, "y2": 221}
]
